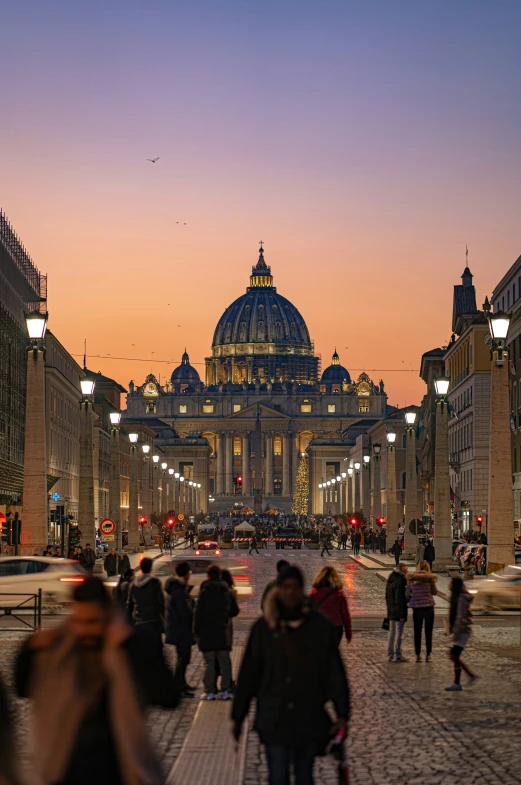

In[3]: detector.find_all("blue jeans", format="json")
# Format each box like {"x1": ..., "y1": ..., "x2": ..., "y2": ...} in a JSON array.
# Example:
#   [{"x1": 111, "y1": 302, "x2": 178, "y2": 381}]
[
  {"x1": 387, "y1": 620, "x2": 405, "y2": 657},
  {"x1": 265, "y1": 745, "x2": 316, "y2": 785}
]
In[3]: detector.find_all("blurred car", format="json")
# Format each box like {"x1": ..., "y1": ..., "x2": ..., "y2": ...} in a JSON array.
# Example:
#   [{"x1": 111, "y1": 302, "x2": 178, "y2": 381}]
[
  {"x1": 468, "y1": 565, "x2": 521, "y2": 610},
  {"x1": 194, "y1": 540, "x2": 221, "y2": 556},
  {"x1": 136, "y1": 554, "x2": 252, "y2": 599},
  {"x1": 0, "y1": 557, "x2": 87, "y2": 606}
]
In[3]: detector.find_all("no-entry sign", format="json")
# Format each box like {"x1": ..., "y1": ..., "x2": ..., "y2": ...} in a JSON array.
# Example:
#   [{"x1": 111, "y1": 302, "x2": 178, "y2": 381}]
[{"x1": 100, "y1": 518, "x2": 116, "y2": 536}]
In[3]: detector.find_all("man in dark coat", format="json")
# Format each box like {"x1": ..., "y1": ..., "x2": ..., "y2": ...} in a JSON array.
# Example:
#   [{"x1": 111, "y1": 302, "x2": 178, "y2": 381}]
[
  {"x1": 385, "y1": 563, "x2": 409, "y2": 662},
  {"x1": 232, "y1": 565, "x2": 349, "y2": 785},
  {"x1": 127, "y1": 557, "x2": 165, "y2": 656},
  {"x1": 194, "y1": 564, "x2": 239, "y2": 701},
  {"x1": 15, "y1": 577, "x2": 178, "y2": 785},
  {"x1": 165, "y1": 561, "x2": 195, "y2": 696},
  {"x1": 79, "y1": 543, "x2": 96, "y2": 575},
  {"x1": 424, "y1": 540, "x2": 435, "y2": 569},
  {"x1": 390, "y1": 538, "x2": 402, "y2": 567},
  {"x1": 104, "y1": 547, "x2": 118, "y2": 577}
]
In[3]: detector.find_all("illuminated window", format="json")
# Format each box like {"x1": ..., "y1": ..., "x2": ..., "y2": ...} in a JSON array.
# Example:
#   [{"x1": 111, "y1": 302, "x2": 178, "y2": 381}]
[
  {"x1": 234, "y1": 437, "x2": 242, "y2": 455},
  {"x1": 274, "y1": 437, "x2": 282, "y2": 455},
  {"x1": 202, "y1": 404, "x2": 214, "y2": 414},
  {"x1": 301, "y1": 404, "x2": 312, "y2": 413},
  {"x1": 233, "y1": 404, "x2": 241, "y2": 413},
  {"x1": 358, "y1": 401, "x2": 369, "y2": 413},
  {"x1": 328, "y1": 404, "x2": 336, "y2": 413},
  {"x1": 179, "y1": 405, "x2": 187, "y2": 414},
  {"x1": 146, "y1": 401, "x2": 156, "y2": 414}
]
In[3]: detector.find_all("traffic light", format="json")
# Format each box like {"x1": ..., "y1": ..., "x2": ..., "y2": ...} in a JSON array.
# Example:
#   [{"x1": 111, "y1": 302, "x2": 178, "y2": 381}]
[
  {"x1": 139, "y1": 515, "x2": 147, "y2": 526},
  {"x1": 1, "y1": 517, "x2": 11, "y2": 545},
  {"x1": 377, "y1": 517, "x2": 386, "y2": 526},
  {"x1": 350, "y1": 516, "x2": 359, "y2": 527},
  {"x1": 167, "y1": 517, "x2": 175, "y2": 528},
  {"x1": 11, "y1": 513, "x2": 21, "y2": 546},
  {"x1": 476, "y1": 515, "x2": 483, "y2": 525}
]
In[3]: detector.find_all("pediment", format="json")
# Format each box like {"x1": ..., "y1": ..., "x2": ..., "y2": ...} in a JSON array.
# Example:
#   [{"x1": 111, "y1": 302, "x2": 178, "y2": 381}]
[{"x1": 230, "y1": 403, "x2": 290, "y2": 420}]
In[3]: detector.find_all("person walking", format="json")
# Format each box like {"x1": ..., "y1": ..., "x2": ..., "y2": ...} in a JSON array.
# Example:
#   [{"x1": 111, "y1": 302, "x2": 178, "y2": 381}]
[
  {"x1": 385, "y1": 563, "x2": 409, "y2": 662},
  {"x1": 194, "y1": 564, "x2": 239, "y2": 701},
  {"x1": 248, "y1": 533, "x2": 260, "y2": 555},
  {"x1": 15, "y1": 577, "x2": 178, "y2": 785},
  {"x1": 353, "y1": 530, "x2": 361, "y2": 556},
  {"x1": 165, "y1": 561, "x2": 196, "y2": 697},
  {"x1": 127, "y1": 557, "x2": 165, "y2": 657},
  {"x1": 309, "y1": 566, "x2": 352, "y2": 646},
  {"x1": 232, "y1": 565, "x2": 350, "y2": 785},
  {"x1": 406, "y1": 560, "x2": 437, "y2": 662},
  {"x1": 341, "y1": 530, "x2": 348, "y2": 550},
  {"x1": 113, "y1": 568, "x2": 134, "y2": 619},
  {"x1": 320, "y1": 529, "x2": 331, "y2": 557},
  {"x1": 104, "y1": 547, "x2": 119, "y2": 578},
  {"x1": 79, "y1": 543, "x2": 96, "y2": 576},
  {"x1": 446, "y1": 577, "x2": 477, "y2": 691},
  {"x1": 424, "y1": 539, "x2": 435, "y2": 570},
  {"x1": 390, "y1": 538, "x2": 402, "y2": 567},
  {"x1": 118, "y1": 550, "x2": 131, "y2": 576},
  {"x1": 260, "y1": 559, "x2": 290, "y2": 611},
  {"x1": 416, "y1": 540, "x2": 425, "y2": 566}
]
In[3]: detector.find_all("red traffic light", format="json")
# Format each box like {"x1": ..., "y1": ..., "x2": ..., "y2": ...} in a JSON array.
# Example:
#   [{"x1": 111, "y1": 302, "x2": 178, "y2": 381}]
[
  {"x1": 237, "y1": 476, "x2": 242, "y2": 484},
  {"x1": 139, "y1": 515, "x2": 147, "y2": 525},
  {"x1": 167, "y1": 517, "x2": 175, "y2": 528},
  {"x1": 350, "y1": 517, "x2": 358, "y2": 526},
  {"x1": 377, "y1": 517, "x2": 386, "y2": 525},
  {"x1": 476, "y1": 515, "x2": 483, "y2": 525}
]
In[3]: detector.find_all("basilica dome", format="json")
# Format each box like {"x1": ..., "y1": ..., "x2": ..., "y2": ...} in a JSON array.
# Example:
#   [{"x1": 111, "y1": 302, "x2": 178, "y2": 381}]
[
  {"x1": 171, "y1": 350, "x2": 200, "y2": 385},
  {"x1": 321, "y1": 350, "x2": 351, "y2": 384},
  {"x1": 211, "y1": 246, "x2": 313, "y2": 352}
]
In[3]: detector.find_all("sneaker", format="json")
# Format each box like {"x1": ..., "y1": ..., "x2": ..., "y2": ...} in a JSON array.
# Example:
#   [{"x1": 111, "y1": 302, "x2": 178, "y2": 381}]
[
  {"x1": 415, "y1": 655, "x2": 421, "y2": 663},
  {"x1": 217, "y1": 690, "x2": 232, "y2": 701},
  {"x1": 395, "y1": 655, "x2": 410, "y2": 662},
  {"x1": 445, "y1": 683, "x2": 462, "y2": 691},
  {"x1": 425, "y1": 655, "x2": 432, "y2": 663},
  {"x1": 201, "y1": 692, "x2": 216, "y2": 701},
  {"x1": 388, "y1": 655, "x2": 395, "y2": 662},
  {"x1": 469, "y1": 674, "x2": 480, "y2": 683}
]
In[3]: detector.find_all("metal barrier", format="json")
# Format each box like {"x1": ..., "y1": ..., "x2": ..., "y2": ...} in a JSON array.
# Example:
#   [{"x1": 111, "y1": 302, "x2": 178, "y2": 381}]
[{"x1": 0, "y1": 589, "x2": 42, "y2": 632}]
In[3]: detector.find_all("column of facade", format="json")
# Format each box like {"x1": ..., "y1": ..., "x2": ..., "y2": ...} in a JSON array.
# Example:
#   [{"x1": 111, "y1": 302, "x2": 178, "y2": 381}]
[
  {"x1": 404, "y1": 427, "x2": 418, "y2": 558},
  {"x1": 291, "y1": 434, "x2": 299, "y2": 496},
  {"x1": 372, "y1": 456, "x2": 382, "y2": 522},
  {"x1": 21, "y1": 346, "x2": 48, "y2": 554},
  {"x1": 354, "y1": 469, "x2": 361, "y2": 511},
  {"x1": 434, "y1": 399, "x2": 453, "y2": 565},
  {"x1": 265, "y1": 432, "x2": 274, "y2": 496},
  {"x1": 282, "y1": 433, "x2": 291, "y2": 496},
  {"x1": 225, "y1": 432, "x2": 234, "y2": 495},
  {"x1": 242, "y1": 432, "x2": 250, "y2": 495},
  {"x1": 386, "y1": 444, "x2": 398, "y2": 544},
  {"x1": 216, "y1": 433, "x2": 224, "y2": 495},
  {"x1": 347, "y1": 469, "x2": 353, "y2": 513},
  {"x1": 362, "y1": 462, "x2": 371, "y2": 519}
]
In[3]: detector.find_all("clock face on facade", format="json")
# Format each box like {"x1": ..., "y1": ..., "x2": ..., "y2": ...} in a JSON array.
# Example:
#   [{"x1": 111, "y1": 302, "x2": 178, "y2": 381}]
[
  {"x1": 144, "y1": 382, "x2": 158, "y2": 396},
  {"x1": 357, "y1": 381, "x2": 370, "y2": 396}
]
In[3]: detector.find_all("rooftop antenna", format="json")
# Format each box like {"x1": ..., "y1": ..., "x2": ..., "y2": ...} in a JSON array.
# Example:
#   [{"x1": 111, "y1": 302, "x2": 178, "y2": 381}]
[
  {"x1": 466, "y1": 245, "x2": 469, "y2": 266},
  {"x1": 83, "y1": 339, "x2": 87, "y2": 370}
]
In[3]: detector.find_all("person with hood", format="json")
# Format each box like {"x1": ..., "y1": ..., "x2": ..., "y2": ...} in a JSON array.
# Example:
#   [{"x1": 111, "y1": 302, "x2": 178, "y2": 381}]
[
  {"x1": 424, "y1": 539, "x2": 435, "y2": 569},
  {"x1": 385, "y1": 563, "x2": 409, "y2": 662},
  {"x1": 232, "y1": 565, "x2": 350, "y2": 785},
  {"x1": 164, "y1": 561, "x2": 195, "y2": 697},
  {"x1": 309, "y1": 565, "x2": 352, "y2": 646},
  {"x1": 127, "y1": 557, "x2": 165, "y2": 656},
  {"x1": 194, "y1": 563, "x2": 239, "y2": 701},
  {"x1": 446, "y1": 577, "x2": 477, "y2": 691},
  {"x1": 390, "y1": 538, "x2": 402, "y2": 567},
  {"x1": 260, "y1": 559, "x2": 290, "y2": 611},
  {"x1": 15, "y1": 577, "x2": 178, "y2": 785},
  {"x1": 406, "y1": 560, "x2": 437, "y2": 662}
]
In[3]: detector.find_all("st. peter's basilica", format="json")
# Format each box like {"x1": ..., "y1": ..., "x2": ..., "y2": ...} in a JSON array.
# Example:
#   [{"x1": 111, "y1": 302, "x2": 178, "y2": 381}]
[{"x1": 124, "y1": 245, "x2": 391, "y2": 514}]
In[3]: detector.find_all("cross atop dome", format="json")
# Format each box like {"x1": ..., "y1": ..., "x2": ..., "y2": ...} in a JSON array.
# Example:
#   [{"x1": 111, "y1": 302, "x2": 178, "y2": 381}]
[{"x1": 250, "y1": 241, "x2": 273, "y2": 287}]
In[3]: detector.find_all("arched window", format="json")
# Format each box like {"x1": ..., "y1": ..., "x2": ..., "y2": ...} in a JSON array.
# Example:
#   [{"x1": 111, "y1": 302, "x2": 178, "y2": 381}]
[
  {"x1": 273, "y1": 436, "x2": 282, "y2": 455},
  {"x1": 234, "y1": 437, "x2": 242, "y2": 455},
  {"x1": 257, "y1": 321, "x2": 265, "y2": 340}
]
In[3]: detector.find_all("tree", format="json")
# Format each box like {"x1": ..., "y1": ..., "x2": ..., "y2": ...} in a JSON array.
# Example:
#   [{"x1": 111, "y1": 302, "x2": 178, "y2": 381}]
[{"x1": 292, "y1": 455, "x2": 309, "y2": 515}]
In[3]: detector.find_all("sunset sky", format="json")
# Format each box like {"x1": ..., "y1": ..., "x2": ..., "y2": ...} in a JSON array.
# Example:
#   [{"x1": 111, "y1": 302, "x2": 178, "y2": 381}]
[{"x1": 2, "y1": 0, "x2": 521, "y2": 407}]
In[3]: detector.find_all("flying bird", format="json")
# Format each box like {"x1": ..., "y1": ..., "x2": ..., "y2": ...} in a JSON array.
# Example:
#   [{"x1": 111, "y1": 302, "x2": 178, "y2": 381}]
[
  {"x1": 131, "y1": 344, "x2": 136, "y2": 346},
  {"x1": 146, "y1": 157, "x2": 160, "y2": 163}
]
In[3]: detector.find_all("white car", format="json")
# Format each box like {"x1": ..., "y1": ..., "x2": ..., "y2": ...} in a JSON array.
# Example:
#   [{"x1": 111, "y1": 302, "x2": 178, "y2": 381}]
[
  {"x1": 468, "y1": 565, "x2": 521, "y2": 611},
  {"x1": 194, "y1": 540, "x2": 221, "y2": 556},
  {"x1": 139, "y1": 555, "x2": 253, "y2": 599},
  {"x1": 0, "y1": 557, "x2": 87, "y2": 607}
]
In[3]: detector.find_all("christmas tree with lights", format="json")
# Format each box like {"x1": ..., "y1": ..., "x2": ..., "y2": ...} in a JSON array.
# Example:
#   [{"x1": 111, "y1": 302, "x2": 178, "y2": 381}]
[{"x1": 292, "y1": 455, "x2": 309, "y2": 515}]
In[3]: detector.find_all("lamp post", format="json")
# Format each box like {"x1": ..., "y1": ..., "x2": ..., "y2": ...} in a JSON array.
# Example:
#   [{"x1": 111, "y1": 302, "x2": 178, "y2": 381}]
[
  {"x1": 331, "y1": 478, "x2": 337, "y2": 516},
  {"x1": 354, "y1": 461, "x2": 361, "y2": 512},
  {"x1": 433, "y1": 376, "x2": 452, "y2": 568},
  {"x1": 128, "y1": 433, "x2": 139, "y2": 551},
  {"x1": 109, "y1": 412, "x2": 122, "y2": 551},
  {"x1": 197, "y1": 483, "x2": 201, "y2": 514},
  {"x1": 404, "y1": 411, "x2": 418, "y2": 558},
  {"x1": 142, "y1": 445, "x2": 151, "y2": 543},
  {"x1": 326, "y1": 480, "x2": 331, "y2": 516},
  {"x1": 336, "y1": 475, "x2": 342, "y2": 517},
  {"x1": 372, "y1": 443, "x2": 382, "y2": 523},
  {"x1": 179, "y1": 476, "x2": 185, "y2": 517},
  {"x1": 168, "y1": 468, "x2": 175, "y2": 516},
  {"x1": 174, "y1": 472, "x2": 180, "y2": 517},
  {"x1": 362, "y1": 455, "x2": 371, "y2": 520},
  {"x1": 386, "y1": 430, "x2": 398, "y2": 544},
  {"x1": 341, "y1": 472, "x2": 347, "y2": 516},
  {"x1": 160, "y1": 462, "x2": 167, "y2": 519},
  {"x1": 152, "y1": 455, "x2": 160, "y2": 534},
  {"x1": 79, "y1": 374, "x2": 97, "y2": 547},
  {"x1": 21, "y1": 311, "x2": 48, "y2": 554},
  {"x1": 485, "y1": 306, "x2": 514, "y2": 570},
  {"x1": 347, "y1": 467, "x2": 354, "y2": 513}
]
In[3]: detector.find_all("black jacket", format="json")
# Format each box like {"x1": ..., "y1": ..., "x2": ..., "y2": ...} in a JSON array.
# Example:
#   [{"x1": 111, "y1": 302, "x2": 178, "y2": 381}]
[
  {"x1": 127, "y1": 575, "x2": 165, "y2": 629},
  {"x1": 164, "y1": 577, "x2": 195, "y2": 647},
  {"x1": 232, "y1": 592, "x2": 350, "y2": 749},
  {"x1": 118, "y1": 553, "x2": 131, "y2": 576},
  {"x1": 194, "y1": 579, "x2": 239, "y2": 651},
  {"x1": 424, "y1": 543, "x2": 435, "y2": 562},
  {"x1": 104, "y1": 553, "x2": 118, "y2": 575},
  {"x1": 79, "y1": 549, "x2": 96, "y2": 569},
  {"x1": 391, "y1": 541, "x2": 402, "y2": 557},
  {"x1": 385, "y1": 569, "x2": 408, "y2": 621}
]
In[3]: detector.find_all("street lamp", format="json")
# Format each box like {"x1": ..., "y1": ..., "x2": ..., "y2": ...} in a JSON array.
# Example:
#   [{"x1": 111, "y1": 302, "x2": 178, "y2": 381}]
[
  {"x1": 78, "y1": 373, "x2": 97, "y2": 547},
  {"x1": 485, "y1": 304, "x2": 514, "y2": 568},
  {"x1": 433, "y1": 376, "x2": 452, "y2": 568},
  {"x1": 142, "y1": 444, "x2": 150, "y2": 455},
  {"x1": 21, "y1": 310, "x2": 49, "y2": 553},
  {"x1": 403, "y1": 410, "x2": 418, "y2": 558},
  {"x1": 434, "y1": 376, "x2": 450, "y2": 398},
  {"x1": 108, "y1": 411, "x2": 122, "y2": 550},
  {"x1": 386, "y1": 429, "x2": 398, "y2": 543},
  {"x1": 353, "y1": 462, "x2": 361, "y2": 511}
]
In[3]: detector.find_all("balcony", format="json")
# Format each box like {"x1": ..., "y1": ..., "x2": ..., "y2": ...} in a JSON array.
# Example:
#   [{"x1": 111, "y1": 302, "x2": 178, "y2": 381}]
[{"x1": 449, "y1": 452, "x2": 460, "y2": 466}]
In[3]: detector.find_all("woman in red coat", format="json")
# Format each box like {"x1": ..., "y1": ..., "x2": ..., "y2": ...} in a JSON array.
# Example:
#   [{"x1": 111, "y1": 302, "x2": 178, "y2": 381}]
[{"x1": 309, "y1": 566, "x2": 352, "y2": 646}]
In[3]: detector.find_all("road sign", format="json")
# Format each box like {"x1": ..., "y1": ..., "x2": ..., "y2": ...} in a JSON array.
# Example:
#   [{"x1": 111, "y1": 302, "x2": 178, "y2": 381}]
[
  {"x1": 177, "y1": 514, "x2": 185, "y2": 521},
  {"x1": 100, "y1": 518, "x2": 116, "y2": 535},
  {"x1": 101, "y1": 534, "x2": 115, "y2": 542},
  {"x1": 409, "y1": 519, "x2": 425, "y2": 535},
  {"x1": 51, "y1": 492, "x2": 61, "y2": 501},
  {"x1": 336, "y1": 517, "x2": 344, "y2": 524}
]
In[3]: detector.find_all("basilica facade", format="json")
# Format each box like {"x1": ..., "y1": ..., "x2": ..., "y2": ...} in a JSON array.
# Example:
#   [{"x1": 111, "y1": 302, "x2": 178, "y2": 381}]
[{"x1": 124, "y1": 246, "x2": 389, "y2": 514}]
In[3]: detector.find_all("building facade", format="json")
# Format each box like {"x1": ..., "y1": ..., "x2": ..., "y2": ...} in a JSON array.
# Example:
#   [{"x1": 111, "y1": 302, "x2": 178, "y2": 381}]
[{"x1": 125, "y1": 245, "x2": 390, "y2": 514}]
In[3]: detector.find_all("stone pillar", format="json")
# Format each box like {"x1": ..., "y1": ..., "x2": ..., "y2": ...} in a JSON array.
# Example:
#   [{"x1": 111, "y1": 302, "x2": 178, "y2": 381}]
[
  {"x1": 282, "y1": 433, "x2": 291, "y2": 496},
  {"x1": 225, "y1": 432, "x2": 234, "y2": 495},
  {"x1": 433, "y1": 400, "x2": 452, "y2": 565},
  {"x1": 21, "y1": 347, "x2": 48, "y2": 554},
  {"x1": 372, "y1": 456, "x2": 382, "y2": 521},
  {"x1": 386, "y1": 444, "x2": 398, "y2": 544},
  {"x1": 292, "y1": 435, "x2": 299, "y2": 496},
  {"x1": 404, "y1": 426, "x2": 418, "y2": 558},
  {"x1": 242, "y1": 432, "x2": 250, "y2": 495},
  {"x1": 488, "y1": 352, "x2": 514, "y2": 570},
  {"x1": 109, "y1": 426, "x2": 121, "y2": 550},
  {"x1": 354, "y1": 470, "x2": 361, "y2": 511},
  {"x1": 78, "y1": 401, "x2": 96, "y2": 546},
  {"x1": 362, "y1": 462, "x2": 371, "y2": 520},
  {"x1": 216, "y1": 433, "x2": 224, "y2": 495},
  {"x1": 347, "y1": 471, "x2": 353, "y2": 513},
  {"x1": 127, "y1": 444, "x2": 139, "y2": 550},
  {"x1": 265, "y1": 432, "x2": 273, "y2": 496}
]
